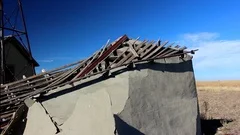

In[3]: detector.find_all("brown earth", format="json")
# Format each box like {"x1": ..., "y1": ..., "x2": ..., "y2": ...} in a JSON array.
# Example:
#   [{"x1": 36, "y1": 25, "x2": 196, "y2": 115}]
[{"x1": 197, "y1": 80, "x2": 240, "y2": 135}]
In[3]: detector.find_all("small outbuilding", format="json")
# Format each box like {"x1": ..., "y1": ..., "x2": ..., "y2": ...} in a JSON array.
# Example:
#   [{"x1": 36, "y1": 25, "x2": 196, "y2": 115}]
[{"x1": 4, "y1": 36, "x2": 39, "y2": 83}]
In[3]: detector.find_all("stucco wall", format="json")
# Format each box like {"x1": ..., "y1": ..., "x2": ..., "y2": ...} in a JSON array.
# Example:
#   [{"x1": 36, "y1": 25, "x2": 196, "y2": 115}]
[{"x1": 23, "y1": 55, "x2": 201, "y2": 135}]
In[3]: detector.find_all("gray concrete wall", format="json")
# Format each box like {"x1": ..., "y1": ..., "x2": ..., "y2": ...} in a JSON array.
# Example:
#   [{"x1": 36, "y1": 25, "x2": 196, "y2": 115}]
[
  {"x1": 116, "y1": 56, "x2": 201, "y2": 135},
  {"x1": 23, "y1": 55, "x2": 201, "y2": 135},
  {"x1": 4, "y1": 42, "x2": 34, "y2": 80}
]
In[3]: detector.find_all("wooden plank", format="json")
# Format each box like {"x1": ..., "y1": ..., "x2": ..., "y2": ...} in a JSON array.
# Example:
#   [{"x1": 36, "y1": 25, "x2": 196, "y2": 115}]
[
  {"x1": 109, "y1": 40, "x2": 143, "y2": 68},
  {"x1": 140, "y1": 43, "x2": 157, "y2": 58},
  {"x1": 72, "y1": 35, "x2": 128, "y2": 79},
  {"x1": 73, "y1": 51, "x2": 101, "y2": 78},
  {"x1": 1, "y1": 58, "x2": 89, "y2": 99},
  {"x1": 122, "y1": 41, "x2": 153, "y2": 64},
  {"x1": 114, "y1": 40, "x2": 150, "y2": 67},
  {"x1": 6, "y1": 71, "x2": 64, "y2": 92},
  {"x1": 164, "y1": 46, "x2": 187, "y2": 57},
  {"x1": 1, "y1": 104, "x2": 27, "y2": 135},
  {"x1": 158, "y1": 49, "x2": 175, "y2": 57},
  {"x1": 152, "y1": 43, "x2": 172, "y2": 58},
  {"x1": 142, "y1": 40, "x2": 167, "y2": 60},
  {"x1": 137, "y1": 41, "x2": 155, "y2": 56},
  {"x1": 116, "y1": 47, "x2": 129, "y2": 55},
  {"x1": 0, "y1": 59, "x2": 84, "y2": 89},
  {"x1": 129, "y1": 44, "x2": 139, "y2": 57},
  {"x1": 99, "y1": 39, "x2": 110, "y2": 57},
  {"x1": 156, "y1": 43, "x2": 175, "y2": 57},
  {"x1": 108, "y1": 48, "x2": 129, "y2": 68},
  {"x1": 128, "y1": 37, "x2": 140, "y2": 57}
]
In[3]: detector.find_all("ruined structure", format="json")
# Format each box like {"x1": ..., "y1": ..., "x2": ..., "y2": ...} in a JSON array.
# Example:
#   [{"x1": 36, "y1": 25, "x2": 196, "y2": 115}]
[{"x1": 0, "y1": 35, "x2": 200, "y2": 135}]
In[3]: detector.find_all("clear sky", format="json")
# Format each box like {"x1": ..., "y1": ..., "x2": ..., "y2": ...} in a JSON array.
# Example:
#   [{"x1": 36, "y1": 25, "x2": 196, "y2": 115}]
[{"x1": 9, "y1": 0, "x2": 240, "y2": 80}]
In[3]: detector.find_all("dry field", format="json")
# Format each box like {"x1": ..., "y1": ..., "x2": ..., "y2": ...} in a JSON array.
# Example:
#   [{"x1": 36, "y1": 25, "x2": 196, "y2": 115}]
[{"x1": 197, "y1": 80, "x2": 240, "y2": 135}]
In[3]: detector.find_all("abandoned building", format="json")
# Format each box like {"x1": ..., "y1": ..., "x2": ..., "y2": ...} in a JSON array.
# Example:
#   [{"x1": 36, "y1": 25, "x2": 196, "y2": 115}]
[
  {"x1": 0, "y1": 35, "x2": 201, "y2": 135},
  {"x1": 3, "y1": 36, "x2": 39, "y2": 83}
]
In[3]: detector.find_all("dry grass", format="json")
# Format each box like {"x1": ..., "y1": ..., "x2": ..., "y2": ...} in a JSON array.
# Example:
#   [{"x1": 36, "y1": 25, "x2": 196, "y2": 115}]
[
  {"x1": 197, "y1": 80, "x2": 240, "y2": 135},
  {"x1": 197, "y1": 80, "x2": 240, "y2": 91}
]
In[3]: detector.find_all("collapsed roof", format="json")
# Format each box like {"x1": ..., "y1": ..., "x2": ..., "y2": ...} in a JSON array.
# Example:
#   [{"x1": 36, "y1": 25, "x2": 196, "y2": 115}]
[{"x1": 0, "y1": 35, "x2": 197, "y2": 133}]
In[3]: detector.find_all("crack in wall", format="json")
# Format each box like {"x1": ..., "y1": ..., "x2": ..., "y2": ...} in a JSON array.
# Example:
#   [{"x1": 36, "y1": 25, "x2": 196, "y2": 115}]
[{"x1": 39, "y1": 101, "x2": 61, "y2": 134}]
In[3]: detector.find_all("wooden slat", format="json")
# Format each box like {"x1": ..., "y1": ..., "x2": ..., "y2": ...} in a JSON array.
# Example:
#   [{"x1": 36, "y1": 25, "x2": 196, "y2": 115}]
[
  {"x1": 142, "y1": 40, "x2": 167, "y2": 60},
  {"x1": 6, "y1": 71, "x2": 64, "y2": 92},
  {"x1": 140, "y1": 43, "x2": 157, "y2": 58},
  {"x1": 157, "y1": 43, "x2": 175, "y2": 57},
  {"x1": 109, "y1": 48, "x2": 129, "y2": 68},
  {"x1": 114, "y1": 40, "x2": 150, "y2": 67},
  {"x1": 137, "y1": 41, "x2": 155, "y2": 56},
  {"x1": 164, "y1": 46, "x2": 187, "y2": 57},
  {"x1": 72, "y1": 35, "x2": 128, "y2": 79},
  {"x1": 158, "y1": 49, "x2": 175, "y2": 57},
  {"x1": 116, "y1": 47, "x2": 129, "y2": 55},
  {"x1": 128, "y1": 37, "x2": 140, "y2": 57},
  {"x1": 122, "y1": 41, "x2": 153, "y2": 64},
  {"x1": 0, "y1": 60, "x2": 84, "y2": 88},
  {"x1": 129, "y1": 44, "x2": 139, "y2": 57},
  {"x1": 152, "y1": 43, "x2": 172, "y2": 58}
]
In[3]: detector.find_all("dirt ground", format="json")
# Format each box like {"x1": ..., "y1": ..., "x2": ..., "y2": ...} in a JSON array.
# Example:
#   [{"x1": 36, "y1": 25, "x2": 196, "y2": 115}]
[{"x1": 197, "y1": 80, "x2": 240, "y2": 135}]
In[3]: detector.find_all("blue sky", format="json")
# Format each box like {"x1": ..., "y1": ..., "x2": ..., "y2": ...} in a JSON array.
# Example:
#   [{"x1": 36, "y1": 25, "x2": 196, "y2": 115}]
[{"x1": 8, "y1": 0, "x2": 240, "y2": 80}]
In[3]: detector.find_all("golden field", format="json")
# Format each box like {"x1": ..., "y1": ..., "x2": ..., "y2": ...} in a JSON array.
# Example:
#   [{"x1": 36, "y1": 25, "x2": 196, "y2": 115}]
[
  {"x1": 197, "y1": 80, "x2": 240, "y2": 91},
  {"x1": 197, "y1": 80, "x2": 240, "y2": 135}
]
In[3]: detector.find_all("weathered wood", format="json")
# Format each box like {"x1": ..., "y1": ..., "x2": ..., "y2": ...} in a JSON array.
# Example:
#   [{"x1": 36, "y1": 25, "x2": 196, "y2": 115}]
[
  {"x1": 129, "y1": 37, "x2": 140, "y2": 57},
  {"x1": 129, "y1": 44, "x2": 139, "y2": 57},
  {"x1": 115, "y1": 40, "x2": 150, "y2": 67},
  {"x1": 1, "y1": 104, "x2": 27, "y2": 134},
  {"x1": 140, "y1": 43, "x2": 157, "y2": 58},
  {"x1": 72, "y1": 35, "x2": 128, "y2": 79},
  {"x1": 164, "y1": 46, "x2": 187, "y2": 57},
  {"x1": 153, "y1": 43, "x2": 172, "y2": 58},
  {"x1": 123, "y1": 40, "x2": 151, "y2": 64},
  {"x1": 6, "y1": 71, "x2": 65, "y2": 91},
  {"x1": 157, "y1": 43, "x2": 175, "y2": 57},
  {"x1": 0, "y1": 60, "x2": 84, "y2": 88},
  {"x1": 142, "y1": 40, "x2": 167, "y2": 60},
  {"x1": 109, "y1": 48, "x2": 129, "y2": 68}
]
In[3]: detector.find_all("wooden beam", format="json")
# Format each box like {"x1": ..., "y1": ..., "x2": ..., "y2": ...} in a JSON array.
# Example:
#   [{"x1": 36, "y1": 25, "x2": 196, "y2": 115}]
[
  {"x1": 142, "y1": 40, "x2": 167, "y2": 60},
  {"x1": 72, "y1": 35, "x2": 128, "y2": 79},
  {"x1": 157, "y1": 43, "x2": 175, "y2": 57},
  {"x1": 140, "y1": 42, "x2": 157, "y2": 58},
  {"x1": 129, "y1": 44, "x2": 139, "y2": 57},
  {"x1": 153, "y1": 42, "x2": 172, "y2": 58},
  {"x1": 128, "y1": 37, "x2": 139, "y2": 57},
  {"x1": 114, "y1": 40, "x2": 149, "y2": 67},
  {"x1": 137, "y1": 41, "x2": 155, "y2": 56},
  {"x1": 164, "y1": 46, "x2": 187, "y2": 57},
  {"x1": 122, "y1": 41, "x2": 153, "y2": 64},
  {"x1": 108, "y1": 48, "x2": 129, "y2": 68}
]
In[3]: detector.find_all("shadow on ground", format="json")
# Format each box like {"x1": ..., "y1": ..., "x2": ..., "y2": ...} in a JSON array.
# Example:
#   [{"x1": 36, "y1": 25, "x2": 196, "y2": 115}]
[{"x1": 201, "y1": 118, "x2": 233, "y2": 135}]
